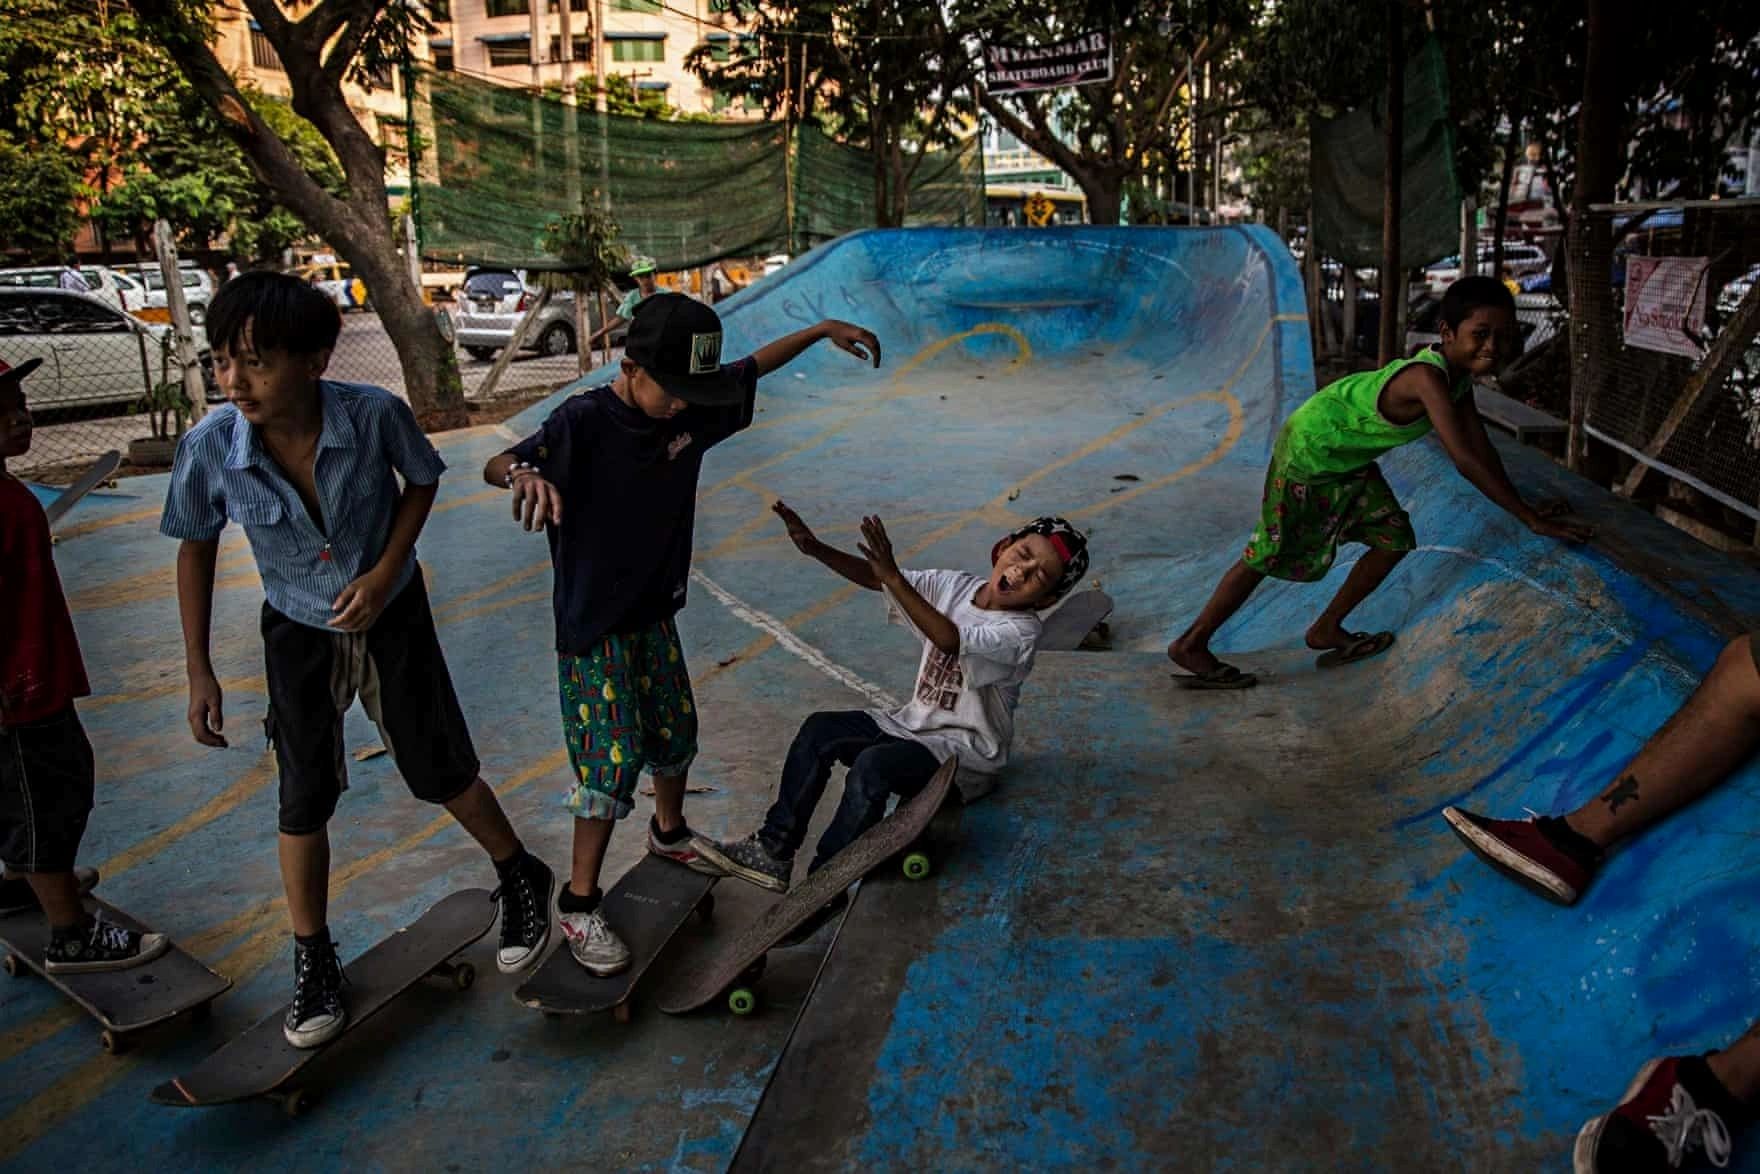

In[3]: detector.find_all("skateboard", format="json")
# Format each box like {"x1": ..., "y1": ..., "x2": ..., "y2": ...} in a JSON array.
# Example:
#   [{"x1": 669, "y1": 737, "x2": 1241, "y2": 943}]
[
  {"x1": 0, "y1": 894, "x2": 232, "y2": 1055},
  {"x1": 658, "y1": 758, "x2": 958, "y2": 1017},
  {"x1": 516, "y1": 855, "x2": 717, "y2": 1023},
  {"x1": 151, "y1": 888, "x2": 496, "y2": 1116},
  {"x1": 1040, "y1": 587, "x2": 1114, "y2": 652},
  {"x1": 43, "y1": 449, "x2": 121, "y2": 529}
]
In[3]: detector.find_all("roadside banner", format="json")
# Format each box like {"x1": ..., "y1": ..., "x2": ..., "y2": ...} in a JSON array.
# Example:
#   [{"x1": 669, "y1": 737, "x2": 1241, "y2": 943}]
[
  {"x1": 983, "y1": 31, "x2": 1112, "y2": 95},
  {"x1": 1624, "y1": 255, "x2": 1710, "y2": 358}
]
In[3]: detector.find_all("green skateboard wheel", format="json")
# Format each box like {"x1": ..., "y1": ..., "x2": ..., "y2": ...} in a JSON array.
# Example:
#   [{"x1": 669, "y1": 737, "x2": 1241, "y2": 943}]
[
  {"x1": 728, "y1": 987, "x2": 757, "y2": 1016},
  {"x1": 902, "y1": 852, "x2": 932, "y2": 881}
]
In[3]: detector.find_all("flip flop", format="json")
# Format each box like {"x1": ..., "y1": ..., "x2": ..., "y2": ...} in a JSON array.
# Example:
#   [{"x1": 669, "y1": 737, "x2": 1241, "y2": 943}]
[
  {"x1": 1315, "y1": 631, "x2": 1396, "y2": 669},
  {"x1": 1174, "y1": 662, "x2": 1259, "y2": 690}
]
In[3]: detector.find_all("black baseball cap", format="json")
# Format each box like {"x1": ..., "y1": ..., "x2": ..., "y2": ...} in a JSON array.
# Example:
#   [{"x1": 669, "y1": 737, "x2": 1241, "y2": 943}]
[
  {"x1": 0, "y1": 357, "x2": 44, "y2": 387},
  {"x1": 623, "y1": 293, "x2": 743, "y2": 407}
]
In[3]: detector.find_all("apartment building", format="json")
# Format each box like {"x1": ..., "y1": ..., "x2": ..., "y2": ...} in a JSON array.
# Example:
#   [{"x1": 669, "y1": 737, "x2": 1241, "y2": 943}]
[{"x1": 430, "y1": 0, "x2": 757, "y2": 115}]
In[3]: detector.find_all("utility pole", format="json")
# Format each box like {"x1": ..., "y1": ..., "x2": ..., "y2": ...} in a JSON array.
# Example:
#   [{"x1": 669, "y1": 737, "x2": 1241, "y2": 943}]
[
  {"x1": 594, "y1": 0, "x2": 610, "y2": 365},
  {"x1": 1377, "y1": 0, "x2": 1405, "y2": 365},
  {"x1": 561, "y1": 0, "x2": 589, "y2": 372}
]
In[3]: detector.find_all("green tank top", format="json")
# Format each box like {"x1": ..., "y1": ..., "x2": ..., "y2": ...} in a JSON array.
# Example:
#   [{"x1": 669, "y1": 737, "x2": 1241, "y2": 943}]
[{"x1": 1274, "y1": 347, "x2": 1471, "y2": 480}]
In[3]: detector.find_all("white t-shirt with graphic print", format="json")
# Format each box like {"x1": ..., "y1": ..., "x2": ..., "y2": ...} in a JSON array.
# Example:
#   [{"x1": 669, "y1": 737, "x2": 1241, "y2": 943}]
[{"x1": 869, "y1": 569, "x2": 1042, "y2": 788}]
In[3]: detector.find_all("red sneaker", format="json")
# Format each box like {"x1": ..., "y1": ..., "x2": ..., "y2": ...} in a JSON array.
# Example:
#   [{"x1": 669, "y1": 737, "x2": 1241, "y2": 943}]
[
  {"x1": 1574, "y1": 1055, "x2": 1739, "y2": 1173},
  {"x1": 1441, "y1": 807, "x2": 1597, "y2": 905},
  {"x1": 646, "y1": 820, "x2": 723, "y2": 877}
]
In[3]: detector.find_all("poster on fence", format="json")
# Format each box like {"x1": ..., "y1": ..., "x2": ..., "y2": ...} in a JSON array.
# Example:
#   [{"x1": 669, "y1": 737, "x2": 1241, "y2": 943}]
[
  {"x1": 1623, "y1": 255, "x2": 1710, "y2": 358},
  {"x1": 983, "y1": 32, "x2": 1112, "y2": 95}
]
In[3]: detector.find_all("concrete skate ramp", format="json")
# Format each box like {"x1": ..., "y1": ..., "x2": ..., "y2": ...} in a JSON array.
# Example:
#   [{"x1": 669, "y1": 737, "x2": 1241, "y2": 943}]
[
  {"x1": 14, "y1": 227, "x2": 1757, "y2": 1170},
  {"x1": 580, "y1": 227, "x2": 1760, "y2": 1169}
]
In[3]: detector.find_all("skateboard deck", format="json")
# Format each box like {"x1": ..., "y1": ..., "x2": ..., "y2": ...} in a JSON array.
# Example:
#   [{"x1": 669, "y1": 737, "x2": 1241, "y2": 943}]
[
  {"x1": 0, "y1": 895, "x2": 231, "y2": 1054},
  {"x1": 1040, "y1": 587, "x2": 1114, "y2": 652},
  {"x1": 151, "y1": 888, "x2": 496, "y2": 1114},
  {"x1": 516, "y1": 855, "x2": 716, "y2": 1022},
  {"x1": 43, "y1": 449, "x2": 121, "y2": 529},
  {"x1": 659, "y1": 758, "x2": 958, "y2": 1016}
]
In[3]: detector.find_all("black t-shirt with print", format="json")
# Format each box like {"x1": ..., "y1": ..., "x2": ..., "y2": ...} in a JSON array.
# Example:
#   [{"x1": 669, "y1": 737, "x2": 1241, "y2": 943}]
[{"x1": 506, "y1": 356, "x2": 758, "y2": 653}]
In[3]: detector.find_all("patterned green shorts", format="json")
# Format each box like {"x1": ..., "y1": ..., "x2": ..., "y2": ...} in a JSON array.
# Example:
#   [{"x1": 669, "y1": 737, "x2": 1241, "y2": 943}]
[
  {"x1": 557, "y1": 618, "x2": 698, "y2": 821},
  {"x1": 1241, "y1": 459, "x2": 1416, "y2": 583}
]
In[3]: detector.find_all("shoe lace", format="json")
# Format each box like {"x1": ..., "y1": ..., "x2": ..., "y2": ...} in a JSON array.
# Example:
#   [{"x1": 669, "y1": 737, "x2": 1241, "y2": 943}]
[
  {"x1": 291, "y1": 943, "x2": 344, "y2": 1020},
  {"x1": 91, "y1": 917, "x2": 133, "y2": 953},
  {"x1": 1647, "y1": 1084, "x2": 1733, "y2": 1168},
  {"x1": 494, "y1": 867, "x2": 544, "y2": 948}
]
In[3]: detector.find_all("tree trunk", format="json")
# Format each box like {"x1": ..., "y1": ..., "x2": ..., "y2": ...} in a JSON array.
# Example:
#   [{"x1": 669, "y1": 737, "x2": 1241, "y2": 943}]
[
  {"x1": 1071, "y1": 168, "x2": 1123, "y2": 227},
  {"x1": 134, "y1": 0, "x2": 467, "y2": 428},
  {"x1": 1565, "y1": 0, "x2": 1624, "y2": 471}
]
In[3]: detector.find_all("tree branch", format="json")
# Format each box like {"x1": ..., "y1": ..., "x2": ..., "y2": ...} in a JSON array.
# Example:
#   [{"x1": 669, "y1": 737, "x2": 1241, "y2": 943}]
[{"x1": 133, "y1": 0, "x2": 362, "y2": 249}]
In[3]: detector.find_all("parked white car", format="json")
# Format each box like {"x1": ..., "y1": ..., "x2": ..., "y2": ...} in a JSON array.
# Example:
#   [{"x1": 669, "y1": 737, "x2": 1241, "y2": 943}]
[
  {"x1": 0, "y1": 288, "x2": 217, "y2": 413},
  {"x1": 127, "y1": 264, "x2": 216, "y2": 324},
  {"x1": 1423, "y1": 242, "x2": 1551, "y2": 295},
  {"x1": 0, "y1": 265, "x2": 145, "y2": 315}
]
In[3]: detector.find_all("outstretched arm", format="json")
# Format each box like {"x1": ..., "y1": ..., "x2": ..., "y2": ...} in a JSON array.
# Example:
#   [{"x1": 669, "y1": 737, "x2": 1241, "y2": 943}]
[
  {"x1": 1407, "y1": 368, "x2": 1591, "y2": 542},
  {"x1": 859, "y1": 516, "x2": 959, "y2": 656},
  {"x1": 751, "y1": 320, "x2": 882, "y2": 377},
  {"x1": 774, "y1": 500, "x2": 880, "y2": 589}
]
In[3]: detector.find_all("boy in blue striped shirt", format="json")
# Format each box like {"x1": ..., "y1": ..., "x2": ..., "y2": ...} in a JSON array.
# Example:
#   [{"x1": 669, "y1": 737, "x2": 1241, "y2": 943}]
[{"x1": 161, "y1": 273, "x2": 554, "y2": 1049}]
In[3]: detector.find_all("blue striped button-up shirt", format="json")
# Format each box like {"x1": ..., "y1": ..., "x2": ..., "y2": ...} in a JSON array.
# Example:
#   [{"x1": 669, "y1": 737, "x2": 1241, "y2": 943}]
[{"x1": 160, "y1": 380, "x2": 447, "y2": 630}]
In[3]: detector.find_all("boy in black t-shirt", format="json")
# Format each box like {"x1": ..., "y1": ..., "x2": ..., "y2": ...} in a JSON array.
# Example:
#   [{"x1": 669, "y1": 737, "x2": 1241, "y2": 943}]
[{"x1": 484, "y1": 293, "x2": 880, "y2": 975}]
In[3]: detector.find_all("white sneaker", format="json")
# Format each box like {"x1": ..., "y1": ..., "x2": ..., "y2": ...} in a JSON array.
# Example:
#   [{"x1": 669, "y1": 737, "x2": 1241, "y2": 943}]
[{"x1": 559, "y1": 907, "x2": 631, "y2": 976}]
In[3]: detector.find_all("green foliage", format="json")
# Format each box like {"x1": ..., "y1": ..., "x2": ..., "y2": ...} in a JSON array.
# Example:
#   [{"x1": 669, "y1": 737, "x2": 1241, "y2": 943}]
[
  {"x1": 573, "y1": 73, "x2": 715, "y2": 123},
  {"x1": 0, "y1": 133, "x2": 86, "y2": 257},
  {"x1": 94, "y1": 87, "x2": 341, "y2": 261},
  {"x1": 2, "y1": 0, "x2": 339, "y2": 260},
  {"x1": 690, "y1": 0, "x2": 974, "y2": 225},
  {"x1": 537, "y1": 194, "x2": 627, "y2": 294}
]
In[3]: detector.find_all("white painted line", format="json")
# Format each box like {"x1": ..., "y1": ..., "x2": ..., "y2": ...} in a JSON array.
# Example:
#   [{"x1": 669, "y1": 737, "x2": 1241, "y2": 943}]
[
  {"x1": 691, "y1": 569, "x2": 901, "y2": 710},
  {"x1": 493, "y1": 424, "x2": 522, "y2": 443}
]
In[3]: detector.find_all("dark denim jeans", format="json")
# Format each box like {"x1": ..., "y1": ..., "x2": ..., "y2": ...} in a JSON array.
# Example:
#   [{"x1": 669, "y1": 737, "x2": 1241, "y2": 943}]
[{"x1": 759, "y1": 710, "x2": 941, "y2": 870}]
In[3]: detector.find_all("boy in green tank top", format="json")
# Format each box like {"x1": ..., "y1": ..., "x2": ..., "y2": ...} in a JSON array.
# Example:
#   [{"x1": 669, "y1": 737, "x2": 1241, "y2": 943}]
[{"x1": 1168, "y1": 276, "x2": 1590, "y2": 689}]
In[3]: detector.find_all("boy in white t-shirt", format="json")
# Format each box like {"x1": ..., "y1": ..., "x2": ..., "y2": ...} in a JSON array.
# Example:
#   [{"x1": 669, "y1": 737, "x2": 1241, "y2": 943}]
[{"x1": 698, "y1": 503, "x2": 1089, "y2": 898}]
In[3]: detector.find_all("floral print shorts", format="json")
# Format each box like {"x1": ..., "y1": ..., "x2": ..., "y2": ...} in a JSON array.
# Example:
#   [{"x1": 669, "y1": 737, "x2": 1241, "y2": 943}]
[
  {"x1": 557, "y1": 618, "x2": 698, "y2": 820},
  {"x1": 1241, "y1": 460, "x2": 1416, "y2": 583}
]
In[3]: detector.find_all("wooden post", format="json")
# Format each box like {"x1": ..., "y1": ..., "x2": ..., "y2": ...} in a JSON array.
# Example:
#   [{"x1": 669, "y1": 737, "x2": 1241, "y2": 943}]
[
  {"x1": 1377, "y1": 1, "x2": 1404, "y2": 365},
  {"x1": 1567, "y1": 0, "x2": 1623, "y2": 470},
  {"x1": 1343, "y1": 267, "x2": 1359, "y2": 360},
  {"x1": 403, "y1": 214, "x2": 421, "y2": 293},
  {"x1": 153, "y1": 219, "x2": 207, "y2": 422},
  {"x1": 1459, "y1": 197, "x2": 1477, "y2": 280},
  {"x1": 478, "y1": 288, "x2": 553, "y2": 401}
]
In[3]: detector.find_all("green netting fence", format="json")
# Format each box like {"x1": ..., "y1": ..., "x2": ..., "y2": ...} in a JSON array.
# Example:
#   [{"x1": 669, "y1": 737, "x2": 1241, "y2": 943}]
[
  {"x1": 418, "y1": 72, "x2": 984, "y2": 271},
  {"x1": 1309, "y1": 35, "x2": 1460, "y2": 269},
  {"x1": 795, "y1": 125, "x2": 986, "y2": 248}
]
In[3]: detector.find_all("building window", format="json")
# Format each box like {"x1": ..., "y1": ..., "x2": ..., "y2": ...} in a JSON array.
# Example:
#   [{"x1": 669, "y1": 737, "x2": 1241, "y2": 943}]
[
  {"x1": 364, "y1": 61, "x2": 396, "y2": 91},
  {"x1": 708, "y1": 0, "x2": 738, "y2": 11},
  {"x1": 485, "y1": 0, "x2": 529, "y2": 16},
  {"x1": 433, "y1": 46, "x2": 454, "y2": 71},
  {"x1": 250, "y1": 28, "x2": 282, "y2": 71},
  {"x1": 569, "y1": 0, "x2": 588, "y2": 10},
  {"x1": 486, "y1": 39, "x2": 532, "y2": 66},
  {"x1": 705, "y1": 35, "x2": 733, "y2": 62},
  {"x1": 711, "y1": 88, "x2": 759, "y2": 114},
  {"x1": 615, "y1": 0, "x2": 661, "y2": 11},
  {"x1": 610, "y1": 37, "x2": 664, "y2": 62},
  {"x1": 549, "y1": 35, "x2": 590, "y2": 62},
  {"x1": 428, "y1": 0, "x2": 450, "y2": 19}
]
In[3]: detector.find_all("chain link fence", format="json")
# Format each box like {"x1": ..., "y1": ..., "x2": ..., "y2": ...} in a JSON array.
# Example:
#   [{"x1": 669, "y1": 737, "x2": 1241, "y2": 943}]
[
  {"x1": 5, "y1": 256, "x2": 590, "y2": 482},
  {"x1": 1, "y1": 268, "x2": 217, "y2": 483},
  {"x1": 1573, "y1": 199, "x2": 1760, "y2": 527}
]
